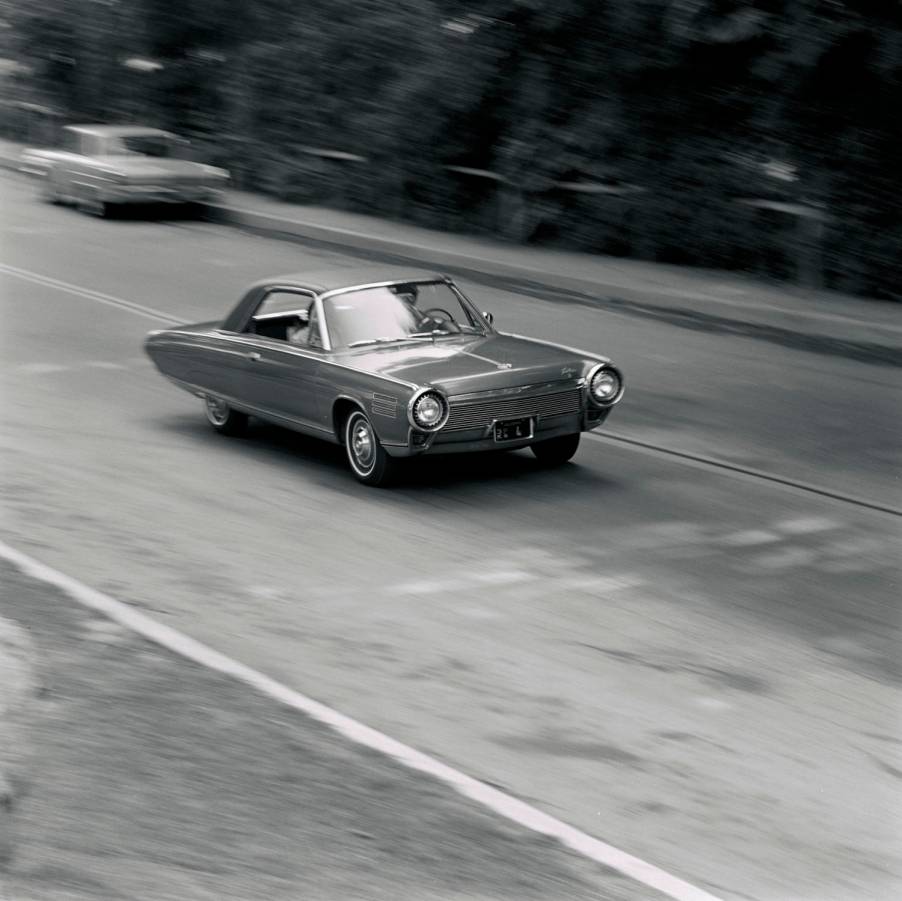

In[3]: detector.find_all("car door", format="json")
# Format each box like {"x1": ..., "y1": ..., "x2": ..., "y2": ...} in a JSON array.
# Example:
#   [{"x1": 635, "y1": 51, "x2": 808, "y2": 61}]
[
  {"x1": 49, "y1": 128, "x2": 86, "y2": 199},
  {"x1": 238, "y1": 289, "x2": 325, "y2": 431},
  {"x1": 191, "y1": 328, "x2": 249, "y2": 403}
]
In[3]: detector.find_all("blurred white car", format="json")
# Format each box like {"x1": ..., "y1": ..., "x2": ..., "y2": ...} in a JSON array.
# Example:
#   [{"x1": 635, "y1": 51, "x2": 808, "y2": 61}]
[{"x1": 23, "y1": 124, "x2": 230, "y2": 217}]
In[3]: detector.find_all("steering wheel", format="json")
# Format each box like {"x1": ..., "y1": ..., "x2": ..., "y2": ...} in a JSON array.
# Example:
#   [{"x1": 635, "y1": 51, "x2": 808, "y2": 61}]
[
  {"x1": 420, "y1": 308, "x2": 462, "y2": 334},
  {"x1": 422, "y1": 307, "x2": 456, "y2": 322}
]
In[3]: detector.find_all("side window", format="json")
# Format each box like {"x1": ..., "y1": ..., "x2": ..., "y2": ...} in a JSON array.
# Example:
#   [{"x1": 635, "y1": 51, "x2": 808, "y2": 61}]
[
  {"x1": 84, "y1": 134, "x2": 104, "y2": 156},
  {"x1": 255, "y1": 291, "x2": 309, "y2": 318},
  {"x1": 62, "y1": 130, "x2": 81, "y2": 153},
  {"x1": 249, "y1": 290, "x2": 316, "y2": 344}
]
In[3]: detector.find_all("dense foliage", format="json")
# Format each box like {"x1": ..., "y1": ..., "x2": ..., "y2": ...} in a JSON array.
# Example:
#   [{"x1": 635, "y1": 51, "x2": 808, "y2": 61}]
[{"x1": 2, "y1": 0, "x2": 900, "y2": 298}]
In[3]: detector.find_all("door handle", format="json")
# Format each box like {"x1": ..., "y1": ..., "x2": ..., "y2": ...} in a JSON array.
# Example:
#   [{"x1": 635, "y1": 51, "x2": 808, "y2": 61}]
[{"x1": 246, "y1": 351, "x2": 262, "y2": 362}]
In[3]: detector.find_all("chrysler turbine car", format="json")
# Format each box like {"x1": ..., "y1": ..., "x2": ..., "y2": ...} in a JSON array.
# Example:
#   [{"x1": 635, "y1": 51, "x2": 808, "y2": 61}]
[
  {"x1": 144, "y1": 267, "x2": 624, "y2": 485},
  {"x1": 23, "y1": 124, "x2": 229, "y2": 216}
]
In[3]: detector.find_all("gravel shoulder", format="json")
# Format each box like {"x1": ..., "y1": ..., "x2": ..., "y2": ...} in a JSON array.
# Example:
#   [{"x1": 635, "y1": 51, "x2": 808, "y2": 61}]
[{"x1": 0, "y1": 558, "x2": 651, "y2": 901}]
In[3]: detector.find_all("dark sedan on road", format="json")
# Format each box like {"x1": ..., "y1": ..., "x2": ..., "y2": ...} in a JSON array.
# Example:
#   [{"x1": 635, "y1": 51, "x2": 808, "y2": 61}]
[{"x1": 144, "y1": 268, "x2": 625, "y2": 485}]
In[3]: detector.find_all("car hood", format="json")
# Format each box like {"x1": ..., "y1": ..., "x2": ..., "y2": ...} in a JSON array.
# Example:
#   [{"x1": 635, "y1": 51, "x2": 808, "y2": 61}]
[{"x1": 344, "y1": 333, "x2": 607, "y2": 394}]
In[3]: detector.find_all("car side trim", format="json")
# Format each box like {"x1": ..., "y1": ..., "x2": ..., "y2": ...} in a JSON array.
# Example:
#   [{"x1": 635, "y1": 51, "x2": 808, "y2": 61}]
[{"x1": 210, "y1": 331, "x2": 420, "y2": 390}]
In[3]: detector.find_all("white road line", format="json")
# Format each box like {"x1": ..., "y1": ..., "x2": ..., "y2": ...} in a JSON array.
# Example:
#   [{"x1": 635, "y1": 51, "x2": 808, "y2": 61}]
[
  {"x1": 562, "y1": 574, "x2": 644, "y2": 592},
  {"x1": 0, "y1": 539, "x2": 723, "y2": 901},
  {"x1": 470, "y1": 569, "x2": 533, "y2": 586},
  {"x1": 84, "y1": 360, "x2": 128, "y2": 370},
  {"x1": 391, "y1": 569, "x2": 534, "y2": 594},
  {"x1": 392, "y1": 577, "x2": 470, "y2": 595},
  {"x1": 586, "y1": 431, "x2": 902, "y2": 518},
  {"x1": 720, "y1": 530, "x2": 781, "y2": 547},
  {"x1": 0, "y1": 261, "x2": 181, "y2": 324},
  {"x1": 16, "y1": 362, "x2": 70, "y2": 375}
]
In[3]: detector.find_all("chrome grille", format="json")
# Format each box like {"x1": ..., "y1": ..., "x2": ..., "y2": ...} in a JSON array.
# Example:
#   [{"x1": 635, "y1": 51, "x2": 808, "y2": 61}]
[{"x1": 445, "y1": 387, "x2": 582, "y2": 431}]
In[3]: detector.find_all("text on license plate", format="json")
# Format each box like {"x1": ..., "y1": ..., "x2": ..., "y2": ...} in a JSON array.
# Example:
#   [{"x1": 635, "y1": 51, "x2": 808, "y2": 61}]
[{"x1": 494, "y1": 417, "x2": 534, "y2": 442}]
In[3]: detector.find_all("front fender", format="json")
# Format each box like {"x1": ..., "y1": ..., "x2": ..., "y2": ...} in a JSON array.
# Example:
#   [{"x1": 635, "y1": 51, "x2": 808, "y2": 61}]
[{"x1": 330, "y1": 385, "x2": 416, "y2": 447}]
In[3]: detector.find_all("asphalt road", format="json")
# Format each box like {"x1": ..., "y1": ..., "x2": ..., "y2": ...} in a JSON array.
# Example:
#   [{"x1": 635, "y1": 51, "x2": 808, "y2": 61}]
[
  {"x1": 1, "y1": 559, "x2": 635, "y2": 901},
  {"x1": 2, "y1": 172, "x2": 901, "y2": 900}
]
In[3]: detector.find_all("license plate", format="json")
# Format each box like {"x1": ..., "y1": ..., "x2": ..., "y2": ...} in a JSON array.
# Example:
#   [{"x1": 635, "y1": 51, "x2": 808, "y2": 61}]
[{"x1": 494, "y1": 417, "x2": 534, "y2": 442}]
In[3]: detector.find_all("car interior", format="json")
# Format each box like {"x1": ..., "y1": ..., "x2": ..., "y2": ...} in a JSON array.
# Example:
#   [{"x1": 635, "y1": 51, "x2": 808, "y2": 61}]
[
  {"x1": 251, "y1": 313, "x2": 304, "y2": 341},
  {"x1": 248, "y1": 302, "x2": 322, "y2": 347}
]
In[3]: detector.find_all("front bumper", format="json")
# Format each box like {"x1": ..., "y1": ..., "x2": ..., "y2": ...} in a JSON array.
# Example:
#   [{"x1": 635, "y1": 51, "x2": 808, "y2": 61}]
[{"x1": 384, "y1": 408, "x2": 611, "y2": 458}]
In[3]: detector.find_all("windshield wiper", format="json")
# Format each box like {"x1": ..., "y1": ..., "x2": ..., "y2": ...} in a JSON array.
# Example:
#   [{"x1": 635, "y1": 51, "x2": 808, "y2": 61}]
[
  {"x1": 348, "y1": 337, "x2": 404, "y2": 348},
  {"x1": 349, "y1": 334, "x2": 440, "y2": 348},
  {"x1": 408, "y1": 330, "x2": 453, "y2": 339}
]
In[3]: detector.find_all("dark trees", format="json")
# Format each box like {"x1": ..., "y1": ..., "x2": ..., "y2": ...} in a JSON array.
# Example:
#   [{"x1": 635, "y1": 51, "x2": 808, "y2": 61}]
[{"x1": 3, "y1": 0, "x2": 899, "y2": 295}]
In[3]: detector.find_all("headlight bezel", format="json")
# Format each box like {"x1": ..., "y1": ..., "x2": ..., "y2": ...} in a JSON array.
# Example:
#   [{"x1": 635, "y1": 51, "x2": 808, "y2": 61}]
[
  {"x1": 586, "y1": 363, "x2": 624, "y2": 407},
  {"x1": 407, "y1": 387, "x2": 450, "y2": 432}
]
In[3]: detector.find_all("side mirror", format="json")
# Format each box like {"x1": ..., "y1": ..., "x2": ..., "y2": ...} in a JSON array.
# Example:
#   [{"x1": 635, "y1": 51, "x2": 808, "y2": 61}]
[{"x1": 482, "y1": 311, "x2": 494, "y2": 326}]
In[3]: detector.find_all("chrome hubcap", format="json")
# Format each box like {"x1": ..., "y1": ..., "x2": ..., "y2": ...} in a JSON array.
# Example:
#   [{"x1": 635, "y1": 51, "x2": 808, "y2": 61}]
[
  {"x1": 205, "y1": 395, "x2": 229, "y2": 425},
  {"x1": 351, "y1": 420, "x2": 374, "y2": 470}
]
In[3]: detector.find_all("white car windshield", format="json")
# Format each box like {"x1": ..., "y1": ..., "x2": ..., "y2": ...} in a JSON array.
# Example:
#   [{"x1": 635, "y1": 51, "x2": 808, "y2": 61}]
[{"x1": 323, "y1": 282, "x2": 488, "y2": 349}]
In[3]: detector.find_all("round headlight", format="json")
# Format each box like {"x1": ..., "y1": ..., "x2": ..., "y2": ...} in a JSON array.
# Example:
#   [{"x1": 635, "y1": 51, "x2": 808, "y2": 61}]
[
  {"x1": 589, "y1": 367, "x2": 622, "y2": 405},
  {"x1": 410, "y1": 390, "x2": 448, "y2": 430}
]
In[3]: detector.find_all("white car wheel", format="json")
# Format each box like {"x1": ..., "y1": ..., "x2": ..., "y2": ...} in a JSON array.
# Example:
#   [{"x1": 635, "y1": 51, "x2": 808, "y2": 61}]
[
  {"x1": 344, "y1": 410, "x2": 395, "y2": 487},
  {"x1": 203, "y1": 395, "x2": 248, "y2": 436}
]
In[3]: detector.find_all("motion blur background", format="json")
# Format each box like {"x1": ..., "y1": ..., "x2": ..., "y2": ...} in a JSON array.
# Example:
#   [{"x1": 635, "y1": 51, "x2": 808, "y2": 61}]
[
  {"x1": 1, "y1": 0, "x2": 900, "y2": 298},
  {"x1": 1, "y1": 4, "x2": 901, "y2": 901}
]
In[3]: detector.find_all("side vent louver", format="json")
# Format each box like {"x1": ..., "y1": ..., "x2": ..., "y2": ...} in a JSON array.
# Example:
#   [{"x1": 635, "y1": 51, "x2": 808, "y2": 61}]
[{"x1": 372, "y1": 392, "x2": 398, "y2": 418}]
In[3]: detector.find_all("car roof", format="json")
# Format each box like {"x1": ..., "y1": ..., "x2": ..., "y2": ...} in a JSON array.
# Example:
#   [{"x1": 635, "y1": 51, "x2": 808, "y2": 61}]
[
  {"x1": 65, "y1": 124, "x2": 174, "y2": 138},
  {"x1": 252, "y1": 266, "x2": 447, "y2": 295}
]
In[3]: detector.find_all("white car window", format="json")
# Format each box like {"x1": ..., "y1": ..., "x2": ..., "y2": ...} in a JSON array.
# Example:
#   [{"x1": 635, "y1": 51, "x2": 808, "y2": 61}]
[
  {"x1": 62, "y1": 130, "x2": 81, "y2": 153},
  {"x1": 255, "y1": 291, "x2": 313, "y2": 318},
  {"x1": 323, "y1": 282, "x2": 486, "y2": 349}
]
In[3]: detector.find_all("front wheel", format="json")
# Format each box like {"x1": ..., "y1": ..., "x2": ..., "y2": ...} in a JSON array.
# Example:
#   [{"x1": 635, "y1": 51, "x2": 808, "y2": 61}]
[
  {"x1": 91, "y1": 199, "x2": 111, "y2": 218},
  {"x1": 76, "y1": 186, "x2": 109, "y2": 218},
  {"x1": 344, "y1": 409, "x2": 395, "y2": 486},
  {"x1": 530, "y1": 433, "x2": 581, "y2": 466},
  {"x1": 203, "y1": 395, "x2": 248, "y2": 436}
]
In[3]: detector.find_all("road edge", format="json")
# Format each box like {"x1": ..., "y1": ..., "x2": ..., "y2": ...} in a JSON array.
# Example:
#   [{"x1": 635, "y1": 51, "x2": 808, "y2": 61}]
[
  {"x1": 0, "y1": 613, "x2": 37, "y2": 873},
  {"x1": 0, "y1": 539, "x2": 724, "y2": 901}
]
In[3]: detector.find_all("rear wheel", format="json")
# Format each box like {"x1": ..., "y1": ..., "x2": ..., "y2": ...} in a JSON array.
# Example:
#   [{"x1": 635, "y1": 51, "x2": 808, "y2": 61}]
[
  {"x1": 530, "y1": 433, "x2": 581, "y2": 466},
  {"x1": 344, "y1": 409, "x2": 395, "y2": 487},
  {"x1": 87, "y1": 198, "x2": 110, "y2": 218},
  {"x1": 77, "y1": 186, "x2": 109, "y2": 218},
  {"x1": 42, "y1": 173, "x2": 62, "y2": 204},
  {"x1": 203, "y1": 395, "x2": 248, "y2": 436}
]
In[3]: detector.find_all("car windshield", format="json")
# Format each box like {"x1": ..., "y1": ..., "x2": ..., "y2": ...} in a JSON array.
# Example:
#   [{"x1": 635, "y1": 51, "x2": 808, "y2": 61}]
[
  {"x1": 322, "y1": 282, "x2": 488, "y2": 349},
  {"x1": 106, "y1": 134, "x2": 179, "y2": 158}
]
